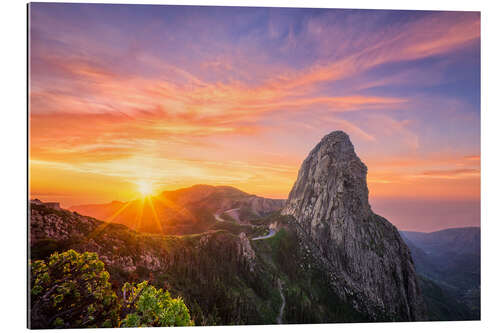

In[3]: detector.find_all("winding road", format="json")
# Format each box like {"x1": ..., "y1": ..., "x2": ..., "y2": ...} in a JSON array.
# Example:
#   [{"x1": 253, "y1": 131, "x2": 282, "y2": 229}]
[
  {"x1": 214, "y1": 208, "x2": 277, "y2": 241},
  {"x1": 213, "y1": 212, "x2": 224, "y2": 222},
  {"x1": 213, "y1": 208, "x2": 283, "y2": 322},
  {"x1": 251, "y1": 229, "x2": 276, "y2": 240},
  {"x1": 214, "y1": 208, "x2": 241, "y2": 223},
  {"x1": 276, "y1": 279, "x2": 285, "y2": 324}
]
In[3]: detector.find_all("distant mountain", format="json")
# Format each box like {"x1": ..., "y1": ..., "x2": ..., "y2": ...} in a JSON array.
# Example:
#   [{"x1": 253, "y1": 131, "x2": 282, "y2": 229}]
[
  {"x1": 402, "y1": 227, "x2": 480, "y2": 257},
  {"x1": 400, "y1": 227, "x2": 480, "y2": 320},
  {"x1": 70, "y1": 185, "x2": 285, "y2": 235}
]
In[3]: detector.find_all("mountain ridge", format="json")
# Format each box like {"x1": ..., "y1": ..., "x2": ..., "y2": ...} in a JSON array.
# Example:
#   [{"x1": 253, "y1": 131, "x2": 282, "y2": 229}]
[
  {"x1": 69, "y1": 184, "x2": 285, "y2": 235},
  {"x1": 399, "y1": 227, "x2": 480, "y2": 319}
]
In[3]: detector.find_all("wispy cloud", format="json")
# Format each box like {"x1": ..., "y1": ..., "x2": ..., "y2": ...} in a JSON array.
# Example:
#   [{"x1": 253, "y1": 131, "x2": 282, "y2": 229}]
[
  {"x1": 29, "y1": 5, "x2": 480, "y2": 214},
  {"x1": 417, "y1": 168, "x2": 480, "y2": 179}
]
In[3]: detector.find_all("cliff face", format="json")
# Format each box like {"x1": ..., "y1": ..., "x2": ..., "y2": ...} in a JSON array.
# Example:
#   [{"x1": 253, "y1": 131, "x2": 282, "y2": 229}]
[{"x1": 282, "y1": 131, "x2": 426, "y2": 321}]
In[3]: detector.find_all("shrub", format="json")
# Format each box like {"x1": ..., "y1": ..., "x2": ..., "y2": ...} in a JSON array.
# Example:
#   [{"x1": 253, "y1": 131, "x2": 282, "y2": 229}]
[
  {"x1": 30, "y1": 250, "x2": 193, "y2": 328},
  {"x1": 121, "y1": 281, "x2": 194, "y2": 327},
  {"x1": 29, "y1": 250, "x2": 119, "y2": 328}
]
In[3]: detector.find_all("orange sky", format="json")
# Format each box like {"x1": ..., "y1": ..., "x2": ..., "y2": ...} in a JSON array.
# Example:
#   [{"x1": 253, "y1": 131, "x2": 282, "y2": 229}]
[{"x1": 29, "y1": 5, "x2": 480, "y2": 231}]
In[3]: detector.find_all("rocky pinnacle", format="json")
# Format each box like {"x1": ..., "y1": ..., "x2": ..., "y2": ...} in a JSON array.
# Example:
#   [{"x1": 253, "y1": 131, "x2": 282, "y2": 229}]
[{"x1": 283, "y1": 131, "x2": 427, "y2": 321}]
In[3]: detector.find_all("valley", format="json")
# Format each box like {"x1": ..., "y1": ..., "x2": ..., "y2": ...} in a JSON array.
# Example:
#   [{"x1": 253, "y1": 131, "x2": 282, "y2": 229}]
[{"x1": 400, "y1": 228, "x2": 480, "y2": 320}]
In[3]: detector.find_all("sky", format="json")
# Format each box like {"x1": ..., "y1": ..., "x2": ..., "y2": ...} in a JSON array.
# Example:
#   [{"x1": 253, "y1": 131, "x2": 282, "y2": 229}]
[{"x1": 29, "y1": 3, "x2": 480, "y2": 232}]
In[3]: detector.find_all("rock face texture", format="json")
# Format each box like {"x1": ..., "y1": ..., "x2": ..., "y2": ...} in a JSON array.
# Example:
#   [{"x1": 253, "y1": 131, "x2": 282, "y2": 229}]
[{"x1": 282, "y1": 131, "x2": 427, "y2": 321}]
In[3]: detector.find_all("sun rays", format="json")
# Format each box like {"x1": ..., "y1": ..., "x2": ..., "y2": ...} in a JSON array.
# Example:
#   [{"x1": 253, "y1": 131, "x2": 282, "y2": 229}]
[
  {"x1": 87, "y1": 185, "x2": 197, "y2": 238},
  {"x1": 146, "y1": 196, "x2": 164, "y2": 234},
  {"x1": 106, "y1": 200, "x2": 134, "y2": 222}
]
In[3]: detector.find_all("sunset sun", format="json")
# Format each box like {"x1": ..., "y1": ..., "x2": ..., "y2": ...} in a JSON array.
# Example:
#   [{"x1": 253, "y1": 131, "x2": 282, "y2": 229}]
[{"x1": 137, "y1": 181, "x2": 153, "y2": 196}]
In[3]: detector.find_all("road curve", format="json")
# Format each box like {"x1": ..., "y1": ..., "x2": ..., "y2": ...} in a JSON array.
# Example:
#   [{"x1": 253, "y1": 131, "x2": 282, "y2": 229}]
[
  {"x1": 213, "y1": 208, "x2": 241, "y2": 223},
  {"x1": 214, "y1": 209, "x2": 277, "y2": 241},
  {"x1": 251, "y1": 229, "x2": 276, "y2": 240},
  {"x1": 213, "y1": 213, "x2": 224, "y2": 222},
  {"x1": 276, "y1": 279, "x2": 285, "y2": 324}
]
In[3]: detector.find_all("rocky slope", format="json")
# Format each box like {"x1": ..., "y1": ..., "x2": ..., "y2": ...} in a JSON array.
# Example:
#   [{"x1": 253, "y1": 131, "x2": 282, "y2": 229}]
[
  {"x1": 282, "y1": 131, "x2": 427, "y2": 321},
  {"x1": 29, "y1": 200, "x2": 267, "y2": 324},
  {"x1": 70, "y1": 185, "x2": 284, "y2": 235},
  {"x1": 30, "y1": 200, "x2": 258, "y2": 275},
  {"x1": 30, "y1": 200, "x2": 368, "y2": 325}
]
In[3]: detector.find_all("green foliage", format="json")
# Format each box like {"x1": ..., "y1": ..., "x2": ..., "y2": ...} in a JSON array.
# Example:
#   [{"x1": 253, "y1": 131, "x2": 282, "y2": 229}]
[
  {"x1": 120, "y1": 281, "x2": 193, "y2": 327},
  {"x1": 30, "y1": 250, "x2": 193, "y2": 329},
  {"x1": 30, "y1": 250, "x2": 119, "y2": 328}
]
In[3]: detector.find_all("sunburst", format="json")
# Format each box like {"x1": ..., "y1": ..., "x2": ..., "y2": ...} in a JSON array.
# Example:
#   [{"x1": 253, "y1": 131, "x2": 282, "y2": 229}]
[{"x1": 137, "y1": 180, "x2": 153, "y2": 196}]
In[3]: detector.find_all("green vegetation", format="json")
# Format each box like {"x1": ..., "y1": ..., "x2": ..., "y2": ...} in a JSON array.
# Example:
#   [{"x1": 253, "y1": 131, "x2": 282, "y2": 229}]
[
  {"x1": 121, "y1": 281, "x2": 193, "y2": 327},
  {"x1": 30, "y1": 250, "x2": 120, "y2": 328},
  {"x1": 29, "y1": 204, "x2": 367, "y2": 326},
  {"x1": 29, "y1": 250, "x2": 193, "y2": 329}
]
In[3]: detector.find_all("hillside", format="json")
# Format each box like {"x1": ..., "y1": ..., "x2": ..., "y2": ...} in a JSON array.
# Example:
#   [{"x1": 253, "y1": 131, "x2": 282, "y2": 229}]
[
  {"x1": 70, "y1": 185, "x2": 285, "y2": 235},
  {"x1": 400, "y1": 228, "x2": 480, "y2": 319},
  {"x1": 30, "y1": 200, "x2": 368, "y2": 325}
]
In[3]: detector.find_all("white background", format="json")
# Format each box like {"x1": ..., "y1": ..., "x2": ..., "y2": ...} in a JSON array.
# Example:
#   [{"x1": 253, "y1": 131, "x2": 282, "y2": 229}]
[{"x1": 0, "y1": 0, "x2": 498, "y2": 332}]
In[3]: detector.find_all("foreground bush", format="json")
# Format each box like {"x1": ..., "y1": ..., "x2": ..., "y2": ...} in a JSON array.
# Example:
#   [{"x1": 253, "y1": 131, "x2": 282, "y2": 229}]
[
  {"x1": 30, "y1": 250, "x2": 192, "y2": 328},
  {"x1": 121, "y1": 281, "x2": 193, "y2": 327}
]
